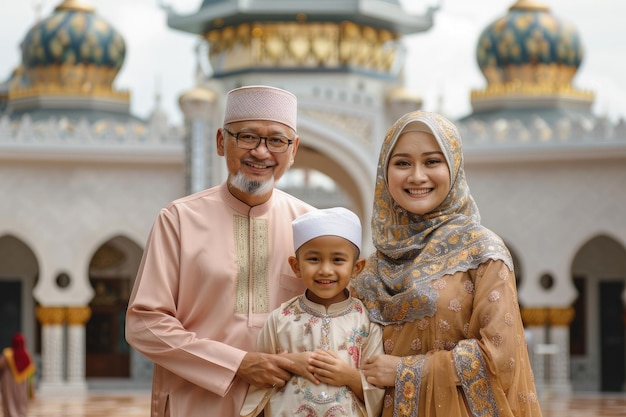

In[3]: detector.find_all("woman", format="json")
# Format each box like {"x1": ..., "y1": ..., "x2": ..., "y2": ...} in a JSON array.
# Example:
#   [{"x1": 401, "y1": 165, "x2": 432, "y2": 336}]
[
  {"x1": 351, "y1": 111, "x2": 542, "y2": 416},
  {"x1": 0, "y1": 333, "x2": 36, "y2": 417}
]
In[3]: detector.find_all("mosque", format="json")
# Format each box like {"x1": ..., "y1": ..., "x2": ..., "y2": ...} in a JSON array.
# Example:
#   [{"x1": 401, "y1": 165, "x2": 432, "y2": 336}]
[{"x1": 0, "y1": 0, "x2": 624, "y2": 396}]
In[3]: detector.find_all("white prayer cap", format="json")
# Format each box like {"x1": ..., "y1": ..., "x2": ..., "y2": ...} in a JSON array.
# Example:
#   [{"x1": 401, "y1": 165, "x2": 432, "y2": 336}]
[
  {"x1": 224, "y1": 85, "x2": 297, "y2": 131},
  {"x1": 292, "y1": 207, "x2": 362, "y2": 253}
]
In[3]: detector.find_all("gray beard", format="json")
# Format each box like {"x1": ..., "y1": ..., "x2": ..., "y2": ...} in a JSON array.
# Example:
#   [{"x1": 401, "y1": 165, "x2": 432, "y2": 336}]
[{"x1": 229, "y1": 171, "x2": 275, "y2": 196}]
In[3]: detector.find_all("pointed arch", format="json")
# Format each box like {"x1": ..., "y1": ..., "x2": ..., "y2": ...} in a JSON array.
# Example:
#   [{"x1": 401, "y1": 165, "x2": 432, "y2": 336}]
[
  {"x1": 0, "y1": 234, "x2": 39, "y2": 355},
  {"x1": 86, "y1": 235, "x2": 143, "y2": 378},
  {"x1": 570, "y1": 234, "x2": 626, "y2": 392}
]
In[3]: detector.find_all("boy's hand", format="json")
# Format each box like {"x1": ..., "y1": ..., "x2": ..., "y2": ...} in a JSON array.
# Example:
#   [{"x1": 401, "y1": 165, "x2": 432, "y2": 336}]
[
  {"x1": 309, "y1": 349, "x2": 364, "y2": 401},
  {"x1": 278, "y1": 351, "x2": 320, "y2": 385},
  {"x1": 308, "y1": 349, "x2": 354, "y2": 386}
]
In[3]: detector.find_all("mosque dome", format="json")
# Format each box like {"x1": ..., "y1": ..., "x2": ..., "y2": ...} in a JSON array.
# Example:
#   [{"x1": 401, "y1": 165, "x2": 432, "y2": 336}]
[
  {"x1": 18, "y1": 0, "x2": 126, "y2": 96},
  {"x1": 469, "y1": 0, "x2": 593, "y2": 116},
  {"x1": 476, "y1": 0, "x2": 583, "y2": 88}
]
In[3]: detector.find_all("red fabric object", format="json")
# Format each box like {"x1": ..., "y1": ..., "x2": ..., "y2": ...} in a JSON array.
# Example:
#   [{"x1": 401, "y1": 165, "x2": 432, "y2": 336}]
[{"x1": 10, "y1": 333, "x2": 32, "y2": 374}]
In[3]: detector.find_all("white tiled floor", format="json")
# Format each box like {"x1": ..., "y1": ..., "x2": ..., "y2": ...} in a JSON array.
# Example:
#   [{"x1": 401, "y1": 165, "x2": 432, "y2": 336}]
[
  {"x1": 11, "y1": 390, "x2": 626, "y2": 416},
  {"x1": 25, "y1": 392, "x2": 150, "y2": 417},
  {"x1": 539, "y1": 393, "x2": 626, "y2": 417}
]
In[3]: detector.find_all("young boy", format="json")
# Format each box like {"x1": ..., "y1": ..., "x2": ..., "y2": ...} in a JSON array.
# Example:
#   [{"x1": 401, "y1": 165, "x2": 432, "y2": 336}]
[{"x1": 240, "y1": 207, "x2": 384, "y2": 417}]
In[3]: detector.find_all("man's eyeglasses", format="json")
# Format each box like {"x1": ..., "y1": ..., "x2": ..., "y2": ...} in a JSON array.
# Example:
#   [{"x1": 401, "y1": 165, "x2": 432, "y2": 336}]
[{"x1": 223, "y1": 128, "x2": 294, "y2": 153}]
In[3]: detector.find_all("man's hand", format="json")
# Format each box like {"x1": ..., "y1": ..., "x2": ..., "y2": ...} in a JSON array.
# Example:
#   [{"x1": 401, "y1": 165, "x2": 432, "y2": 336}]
[
  {"x1": 279, "y1": 351, "x2": 320, "y2": 385},
  {"x1": 359, "y1": 354, "x2": 400, "y2": 388},
  {"x1": 237, "y1": 352, "x2": 293, "y2": 389}
]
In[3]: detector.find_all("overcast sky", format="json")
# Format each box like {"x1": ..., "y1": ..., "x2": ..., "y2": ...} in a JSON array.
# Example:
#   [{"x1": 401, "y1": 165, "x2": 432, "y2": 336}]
[{"x1": 1, "y1": 0, "x2": 624, "y2": 125}]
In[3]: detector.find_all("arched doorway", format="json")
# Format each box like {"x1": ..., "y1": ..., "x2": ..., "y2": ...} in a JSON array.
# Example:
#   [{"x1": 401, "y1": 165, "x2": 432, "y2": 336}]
[
  {"x1": 278, "y1": 168, "x2": 352, "y2": 209},
  {"x1": 571, "y1": 235, "x2": 626, "y2": 392},
  {"x1": 288, "y1": 143, "x2": 368, "y2": 218},
  {"x1": 86, "y1": 236, "x2": 142, "y2": 378},
  {"x1": 0, "y1": 235, "x2": 38, "y2": 354}
]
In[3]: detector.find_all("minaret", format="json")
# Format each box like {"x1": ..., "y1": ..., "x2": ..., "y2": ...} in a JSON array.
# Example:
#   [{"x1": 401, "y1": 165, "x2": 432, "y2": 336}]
[{"x1": 178, "y1": 42, "x2": 220, "y2": 194}]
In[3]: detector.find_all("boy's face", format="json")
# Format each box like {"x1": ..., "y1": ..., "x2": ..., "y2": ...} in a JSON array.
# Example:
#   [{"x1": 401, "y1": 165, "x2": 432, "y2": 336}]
[{"x1": 288, "y1": 235, "x2": 365, "y2": 308}]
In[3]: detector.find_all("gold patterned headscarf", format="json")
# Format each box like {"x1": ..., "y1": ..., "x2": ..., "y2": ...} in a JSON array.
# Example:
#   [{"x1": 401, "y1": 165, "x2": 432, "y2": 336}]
[{"x1": 352, "y1": 110, "x2": 513, "y2": 325}]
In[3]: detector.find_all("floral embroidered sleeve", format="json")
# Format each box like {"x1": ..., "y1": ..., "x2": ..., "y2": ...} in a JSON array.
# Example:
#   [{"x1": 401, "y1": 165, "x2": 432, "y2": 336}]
[{"x1": 394, "y1": 354, "x2": 426, "y2": 416}]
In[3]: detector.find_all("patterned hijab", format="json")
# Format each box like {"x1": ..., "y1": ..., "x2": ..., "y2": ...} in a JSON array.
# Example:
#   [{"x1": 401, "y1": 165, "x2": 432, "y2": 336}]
[{"x1": 352, "y1": 111, "x2": 512, "y2": 325}]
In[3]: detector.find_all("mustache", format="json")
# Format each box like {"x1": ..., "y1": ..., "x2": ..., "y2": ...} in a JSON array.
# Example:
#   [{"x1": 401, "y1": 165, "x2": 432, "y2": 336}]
[{"x1": 242, "y1": 157, "x2": 276, "y2": 168}]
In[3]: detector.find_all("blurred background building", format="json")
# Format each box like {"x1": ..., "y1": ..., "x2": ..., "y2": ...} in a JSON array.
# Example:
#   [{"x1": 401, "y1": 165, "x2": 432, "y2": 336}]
[{"x1": 0, "y1": 0, "x2": 624, "y2": 395}]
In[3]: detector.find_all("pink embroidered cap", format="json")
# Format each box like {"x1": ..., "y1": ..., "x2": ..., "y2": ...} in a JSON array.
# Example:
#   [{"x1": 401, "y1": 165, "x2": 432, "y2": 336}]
[
  {"x1": 292, "y1": 207, "x2": 362, "y2": 253},
  {"x1": 224, "y1": 85, "x2": 297, "y2": 131}
]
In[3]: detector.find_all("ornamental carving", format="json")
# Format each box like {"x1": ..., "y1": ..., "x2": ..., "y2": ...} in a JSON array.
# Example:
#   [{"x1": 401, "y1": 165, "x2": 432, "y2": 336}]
[
  {"x1": 547, "y1": 307, "x2": 575, "y2": 326},
  {"x1": 470, "y1": 71, "x2": 594, "y2": 100},
  {"x1": 9, "y1": 64, "x2": 129, "y2": 102},
  {"x1": 300, "y1": 108, "x2": 372, "y2": 147},
  {"x1": 66, "y1": 306, "x2": 92, "y2": 325},
  {"x1": 36, "y1": 306, "x2": 66, "y2": 325},
  {"x1": 520, "y1": 307, "x2": 575, "y2": 326},
  {"x1": 204, "y1": 22, "x2": 398, "y2": 76},
  {"x1": 520, "y1": 307, "x2": 549, "y2": 326}
]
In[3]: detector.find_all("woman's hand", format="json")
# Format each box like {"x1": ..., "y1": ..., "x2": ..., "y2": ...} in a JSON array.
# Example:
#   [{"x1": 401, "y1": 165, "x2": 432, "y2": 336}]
[{"x1": 359, "y1": 354, "x2": 400, "y2": 387}]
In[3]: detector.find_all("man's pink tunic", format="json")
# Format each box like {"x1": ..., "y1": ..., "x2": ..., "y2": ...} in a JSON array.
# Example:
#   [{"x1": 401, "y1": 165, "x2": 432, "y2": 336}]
[{"x1": 126, "y1": 183, "x2": 314, "y2": 417}]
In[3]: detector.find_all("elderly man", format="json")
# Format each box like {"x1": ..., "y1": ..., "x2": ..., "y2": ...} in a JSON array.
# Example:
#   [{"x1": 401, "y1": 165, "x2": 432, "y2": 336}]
[{"x1": 126, "y1": 86, "x2": 317, "y2": 416}]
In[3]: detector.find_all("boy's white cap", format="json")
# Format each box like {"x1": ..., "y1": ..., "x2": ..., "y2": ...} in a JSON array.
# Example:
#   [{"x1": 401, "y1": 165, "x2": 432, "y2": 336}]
[
  {"x1": 224, "y1": 85, "x2": 297, "y2": 131},
  {"x1": 292, "y1": 207, "x2": 362, "y2": 253}
]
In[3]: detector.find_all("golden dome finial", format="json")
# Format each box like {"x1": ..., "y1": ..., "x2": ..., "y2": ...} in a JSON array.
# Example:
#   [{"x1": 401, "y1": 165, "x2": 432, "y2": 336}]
[
  {"x1": 54, "y1": 0, "x2": 96, "y2": 13},
  {"x1": 509, "y1": 0, "x2": 549, "y2": 11}
]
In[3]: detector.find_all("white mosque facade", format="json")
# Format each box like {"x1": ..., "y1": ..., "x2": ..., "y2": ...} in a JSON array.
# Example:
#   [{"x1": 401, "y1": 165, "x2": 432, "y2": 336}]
[{"x1": 0, "y1": 0, "x2": 624, "y2": 396}]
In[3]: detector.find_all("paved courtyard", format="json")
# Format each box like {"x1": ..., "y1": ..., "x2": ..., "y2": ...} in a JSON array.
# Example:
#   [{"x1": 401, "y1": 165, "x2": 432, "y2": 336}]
[{"x1": 12, "y1": 390, "x2": 626, "y2": 416}]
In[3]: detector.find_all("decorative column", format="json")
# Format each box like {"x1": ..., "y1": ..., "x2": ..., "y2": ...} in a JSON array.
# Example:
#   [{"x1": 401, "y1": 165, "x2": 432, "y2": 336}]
[
  {"x1": 520, "y1": 307, "x2": 549, "y2": 387},
  {"x1": 179, "y1": 86, "x2": 218, "y2": 194},
  {"x1": 66, "y1": 306, "x2": 92, "y2": 392},
  {"x1": 547, "y1": 307, "x2": 575, "y2": 394},
  {"x1": 36, "y1": 306, "x2": 66, "y2": 393}
]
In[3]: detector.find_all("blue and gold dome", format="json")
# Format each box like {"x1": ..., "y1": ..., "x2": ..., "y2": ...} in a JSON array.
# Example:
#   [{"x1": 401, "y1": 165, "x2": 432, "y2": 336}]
[
  {"x1": 15, "y1": 0, "x2": 127, "y2": 99},
  {"x1": 475, "y1": 0, "x2": 584, "y2": 90}
]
